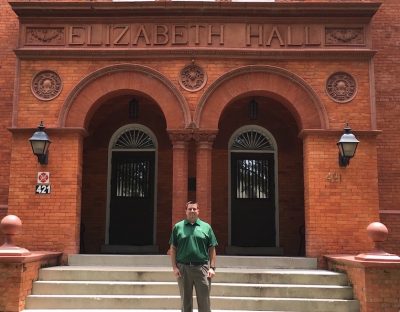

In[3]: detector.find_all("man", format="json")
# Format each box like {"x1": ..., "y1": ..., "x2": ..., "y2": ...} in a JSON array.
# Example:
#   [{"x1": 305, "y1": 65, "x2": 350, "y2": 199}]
[{"x1": 169, "y1": 201, "x2": 218, "y2": 312}]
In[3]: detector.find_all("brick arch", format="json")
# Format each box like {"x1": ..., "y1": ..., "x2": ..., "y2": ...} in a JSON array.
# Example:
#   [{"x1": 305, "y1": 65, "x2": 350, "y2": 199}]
[
  {"x1": 59, "y1": 64, "x2": 190, "y2": 129},
  {"x1": 194, "y1": 65, "x2": 328, "y2": 130}
]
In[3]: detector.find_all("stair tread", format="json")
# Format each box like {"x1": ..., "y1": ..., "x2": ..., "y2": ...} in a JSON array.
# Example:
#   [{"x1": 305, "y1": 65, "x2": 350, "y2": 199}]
[
  {"x1": 28, "y1": 294, "x2": 358, "y2": 301},
  {"x1": 42, "y1": 266, "x2": 344, "y2": 275},
  {"x1": 34, "y1": 280, "x2": 352, "y2": 288}
]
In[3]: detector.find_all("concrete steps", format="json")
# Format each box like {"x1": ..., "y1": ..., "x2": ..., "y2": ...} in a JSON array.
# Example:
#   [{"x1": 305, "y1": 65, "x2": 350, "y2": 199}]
[{"x1": 23, "y1": 255, "x2": 360, "y2": 312}]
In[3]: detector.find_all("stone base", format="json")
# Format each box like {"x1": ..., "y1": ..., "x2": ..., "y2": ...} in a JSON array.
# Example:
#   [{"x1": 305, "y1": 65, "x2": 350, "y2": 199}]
[
  {"x1": 0, "y1": 244, "x2": 31, "y2": 256},
  {"x1": 355, "y1": 252, "x2": 400, "y2": 261}
]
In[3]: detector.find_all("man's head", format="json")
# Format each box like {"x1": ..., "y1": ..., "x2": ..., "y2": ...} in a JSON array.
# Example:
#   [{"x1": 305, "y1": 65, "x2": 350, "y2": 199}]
[{"x1": 186, "y1": 201, "x2": 199, "y2": 223}]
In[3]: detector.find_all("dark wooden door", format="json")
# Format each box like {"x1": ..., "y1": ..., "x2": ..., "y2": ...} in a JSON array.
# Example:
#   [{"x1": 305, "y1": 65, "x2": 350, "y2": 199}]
[
  {"x1": 109, "y1": 151, "x2": 155, "y2": 245},
  {"x1": 231, "y1": 153, "x2": 275, "y2": 247}
]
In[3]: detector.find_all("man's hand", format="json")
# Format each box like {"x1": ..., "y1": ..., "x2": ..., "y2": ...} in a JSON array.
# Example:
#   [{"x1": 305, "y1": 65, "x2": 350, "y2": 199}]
[
  {"x1": 173, "y1": 266, "x2": 181, "y2": 278},
  {"x1": 207, "y1": 267, "x2": 216, "y2": 279}
]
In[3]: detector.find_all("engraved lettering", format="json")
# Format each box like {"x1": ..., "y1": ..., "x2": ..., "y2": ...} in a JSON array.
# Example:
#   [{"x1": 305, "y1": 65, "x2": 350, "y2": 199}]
[
  {"x1": 266, "y1": 26, "x2": 284, "y2": 46},
  {"x1": 172, "y1": 25, "x2": 188, "y2": 45},
  {"x1": 133, "y1": 25, "x2": 151, "y2": 45},
  {"x1": 287, "y1": 25, "x2": 302, "y2": 46},
  {"x1": 68, "y1": 26, "x2": 85, "y2": 45},
  {"x1": 190, "y1": 24, "x2": 206, "y2": 45},
  {"x1": 87, "y1": 25, "x2": 102, "y2": 46},
  {"x1": 105, "y1": 25, "x2": 111, "y2": 46},
  {"x1": 305, "y1": 26, "x2": 321, "y2": 46},
  {"x1": 154, "y1": 25, "x2": 168, "y2": 45},
  {"x1": 246, "y1": 24, "x2": 263, "y2": 46},
  {"x1": 208, "y1": 25, "x2": 224, "y2": 45},
  {"x1": 113, "y1": 26, "x2": 130, "y2": 45}
]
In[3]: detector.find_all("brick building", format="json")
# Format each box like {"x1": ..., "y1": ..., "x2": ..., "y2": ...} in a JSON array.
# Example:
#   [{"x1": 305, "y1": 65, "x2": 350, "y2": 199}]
[{"x1": 0, "y1": 0, "x2": 399, "y2": 262}]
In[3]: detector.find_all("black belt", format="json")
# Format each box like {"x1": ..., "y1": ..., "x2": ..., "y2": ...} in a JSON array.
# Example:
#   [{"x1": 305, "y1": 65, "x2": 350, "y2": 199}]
[{"x1": 178, "y1": 261, "x2": 208, "y2": 266}]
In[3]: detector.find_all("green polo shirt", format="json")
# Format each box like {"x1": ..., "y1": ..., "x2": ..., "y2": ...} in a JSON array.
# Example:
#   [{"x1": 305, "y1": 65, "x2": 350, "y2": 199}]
[{"x1": 169, "y1": 218, "x2": 218, "y2": 264}]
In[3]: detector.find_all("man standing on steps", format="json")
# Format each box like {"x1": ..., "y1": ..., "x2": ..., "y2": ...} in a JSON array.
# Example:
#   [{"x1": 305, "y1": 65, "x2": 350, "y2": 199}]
[{"x1": 169, "y1": 201, "x2": 218, "y2": 312}]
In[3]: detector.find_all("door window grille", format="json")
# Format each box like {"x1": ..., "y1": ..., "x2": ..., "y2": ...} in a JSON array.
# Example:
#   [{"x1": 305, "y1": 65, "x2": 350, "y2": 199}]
[
  {"x1": 115, "y1": 159, "x2": 150, "y2": 198},
  {"x1": 236, "y1": 159, "x2": 269, "y2": 199}
]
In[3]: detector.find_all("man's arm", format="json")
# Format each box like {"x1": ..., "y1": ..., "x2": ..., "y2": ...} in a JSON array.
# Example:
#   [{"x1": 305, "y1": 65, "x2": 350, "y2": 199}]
[
  {"x1": 170, "y1": 244, "x2": 181, "y2": 277},
  {"x1": 208, "y1": 246, "x2": 216, "y2": 278}
]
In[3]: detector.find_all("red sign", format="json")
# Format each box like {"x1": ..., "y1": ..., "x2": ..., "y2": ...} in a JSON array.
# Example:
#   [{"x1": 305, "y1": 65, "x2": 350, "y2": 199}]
[{"x1": 37, "y1": 172, "x2": 50, "y2": 184}]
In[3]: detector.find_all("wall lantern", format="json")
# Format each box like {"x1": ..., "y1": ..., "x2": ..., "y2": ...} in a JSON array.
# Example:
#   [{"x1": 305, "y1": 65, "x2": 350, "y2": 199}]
[
  {"x1": 337, "y1": 123, "x2": 359, "y2": 167},
  {"x1": 29, "y1": 121, "x2": 51, "y2": 165}
]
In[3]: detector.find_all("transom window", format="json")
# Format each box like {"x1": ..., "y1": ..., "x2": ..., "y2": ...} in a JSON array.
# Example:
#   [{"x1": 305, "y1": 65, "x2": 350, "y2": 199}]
[
  {"x1": 112, "y1": 129, "x2": 155, "y2": 150},
  {"x1": 231, "y1": 129, "x2": 274, "y2": 151}
]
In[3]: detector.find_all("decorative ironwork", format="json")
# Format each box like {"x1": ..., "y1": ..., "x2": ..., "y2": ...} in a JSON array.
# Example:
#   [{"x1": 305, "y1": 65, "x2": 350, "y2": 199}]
[
  {"x1": 26, "y1": 27, "x2": 65, "y2": 45},
  {"x1": 115, "y1": 159, "x2": 150, "y2": 198},
  {"x1": 113, "y1": 129, "x2": 155, "y2": 149},
  {"x1": 326, "y1": 72, "x2": 357, "y2": 103},
  {"x1": 31, "y1": 70, "x2": 62, "y2": 101},
  {"x1": 179, "y1": 62, "x2": 207, "y2": 92},
  {"x1": 325, "y1": 28, "x2": 364, "y2": 45},
  {"x1": 231, "y1": 130, "x2": 273, "y2": 151},
  {"x1": 236, "y1": 159, "x2": 269, "y2": 199}
]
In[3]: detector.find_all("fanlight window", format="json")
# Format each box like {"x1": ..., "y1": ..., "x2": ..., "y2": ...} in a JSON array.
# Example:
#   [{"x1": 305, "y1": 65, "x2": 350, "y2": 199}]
[
  {"x1": 231, "y1": 130, "x2": 273, "y2": 151},
  {"x1": 113, "y1": 129, "x2": 155, "y2": 150}
]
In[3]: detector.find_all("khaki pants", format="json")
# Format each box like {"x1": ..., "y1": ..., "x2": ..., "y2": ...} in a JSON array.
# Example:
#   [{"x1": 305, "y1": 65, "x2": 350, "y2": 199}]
[{"x1": 177, "y1": 263, "x2": 211, "y2": 312}]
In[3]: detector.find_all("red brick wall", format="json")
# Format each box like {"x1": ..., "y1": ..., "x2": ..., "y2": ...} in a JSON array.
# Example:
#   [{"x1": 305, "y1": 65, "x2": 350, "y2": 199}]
[
  {"x1": 303, "y1": 132, "x2": 380, "y2": 260},
  {"x1": 7, "y1": 130, "x2": 83, "y2": 255},
  {"x1": 0, "y1": 254, "x2": 60, "y2": 312},
  {"x1": 327, "y1": 258, "x2": 400, "y2": 312},
  {"x1": 371, "y1": 0, "x2": 400, "y2": 255}
]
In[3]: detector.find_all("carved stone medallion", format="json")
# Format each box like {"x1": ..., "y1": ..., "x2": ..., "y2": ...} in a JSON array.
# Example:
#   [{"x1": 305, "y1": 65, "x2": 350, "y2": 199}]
[
  {"x1": 31, "y1": 70, "x2": 62, "y2": 101},
  {"x1": 179, "y1": 63, "x2": 207, "y2": 92},
  {"x1": 326, "y1": 72, "x2": 357, "y2": 103}
]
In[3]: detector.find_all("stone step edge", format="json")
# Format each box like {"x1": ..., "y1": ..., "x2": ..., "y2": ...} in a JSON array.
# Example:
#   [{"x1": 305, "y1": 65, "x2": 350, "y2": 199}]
[
  {"x1": 33, "y1": 281, "x2": 352, "y2": 288},
  {"x1": 41, "y1": 266, "x2": 342, "y2": 275},
  {"x1": 27, "y1": 295, "x2": 358, "y2": 301},
  {"x1": 68, "y1": 255, "x2": 317, "y2": 269}
]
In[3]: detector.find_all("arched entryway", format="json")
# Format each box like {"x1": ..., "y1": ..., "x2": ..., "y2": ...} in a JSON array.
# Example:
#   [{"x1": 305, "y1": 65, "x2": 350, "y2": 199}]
[
  {"x1": 213, "y1": 96, "x2": 304, "y2": 256},
  {"x1": 106, "y1": 125, "x2": 157, "y2": 247},
  {"x1": 198, "y1": 65, "x2": 325, "y2": 256},
  {"x1": 60, "y1": 64, "x2": 190, "y2": 254}
]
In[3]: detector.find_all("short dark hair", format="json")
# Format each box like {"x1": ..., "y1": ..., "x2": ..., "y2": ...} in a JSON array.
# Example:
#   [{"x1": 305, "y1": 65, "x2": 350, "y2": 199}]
[{"x1": 186, "y1": 201, "x2": 198, "y2": 209}]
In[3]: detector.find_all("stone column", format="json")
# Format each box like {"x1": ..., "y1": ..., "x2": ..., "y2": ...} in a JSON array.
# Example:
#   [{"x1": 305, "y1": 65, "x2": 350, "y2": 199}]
[
  {"x1": 168, "y1": 131, "x2": 192, "y2": 225},
  {"x1": 194, "y1": 131, "x2": 217, "y2": 224}
]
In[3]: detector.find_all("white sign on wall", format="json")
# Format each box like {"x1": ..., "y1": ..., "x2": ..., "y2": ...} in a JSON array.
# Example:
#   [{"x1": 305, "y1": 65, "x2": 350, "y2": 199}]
[{"x1": 37, "y1": 172, "x2": 50, "y2": 184}]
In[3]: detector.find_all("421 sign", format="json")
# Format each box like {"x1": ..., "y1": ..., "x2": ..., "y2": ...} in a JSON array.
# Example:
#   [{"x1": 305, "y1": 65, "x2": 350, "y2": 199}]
[{"x1": 36, "y1": 184, "x2": 51, "y2": 194}]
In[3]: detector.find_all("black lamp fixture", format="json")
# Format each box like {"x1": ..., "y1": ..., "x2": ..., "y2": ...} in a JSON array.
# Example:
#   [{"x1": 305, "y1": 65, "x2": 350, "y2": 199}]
[
  {"x1": 29, "y1": 121, "x2": 51, "y2": 165},
  {"x1": 337, "y1": 123, "x2": 359, "y2": 167}
]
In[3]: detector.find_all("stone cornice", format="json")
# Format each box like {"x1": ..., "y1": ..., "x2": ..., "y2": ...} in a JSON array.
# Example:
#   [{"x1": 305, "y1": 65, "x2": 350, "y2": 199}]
[
  {"x1": 299, "y1": 129, "x2": 382, "y2": 138},
  {"x1": 10, "y1": 1, "x2": 381, "y2": 19},
  {"x1": 14, "y1": 48, "x2": 377, "y2": 60},
  {"x1": 8, "y1": 127, "x2": 89, "y2": 137}
]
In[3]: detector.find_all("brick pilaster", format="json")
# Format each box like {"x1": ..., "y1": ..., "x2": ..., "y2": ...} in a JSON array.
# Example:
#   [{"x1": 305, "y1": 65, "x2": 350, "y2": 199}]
[
  {"x1": 194, "y1": 131, "x2": 217, "y2": 224},
  {"x1": 168, "y1": 131, "x2": 191, "y2": 225}
]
